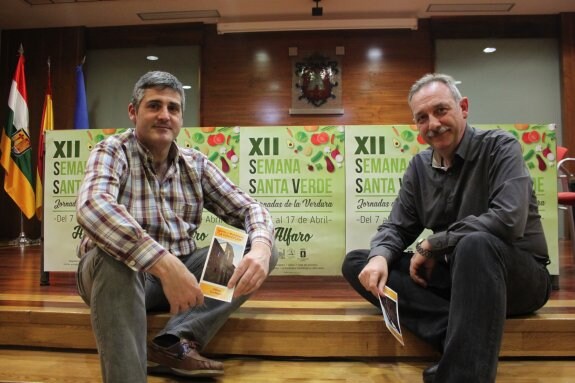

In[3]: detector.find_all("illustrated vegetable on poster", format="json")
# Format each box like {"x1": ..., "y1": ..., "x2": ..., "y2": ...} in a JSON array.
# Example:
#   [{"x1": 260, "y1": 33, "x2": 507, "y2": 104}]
[
  {"x1": 178, "y1": 127, "x2": 241, "y2": 248},
  {"x1": 239, "y1": 125, "x2": 346, "y2": 275}
]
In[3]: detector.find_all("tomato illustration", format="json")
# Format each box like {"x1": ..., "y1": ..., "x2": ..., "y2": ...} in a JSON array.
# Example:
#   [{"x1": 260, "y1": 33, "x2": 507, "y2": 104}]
[
  {"x1": 310, "y1": 132, "x2": 329, "y2": 145},
  {"x1": 522, "y1": 131, "x2": 540, "y2": 144},
  {"x1": 207, "y1": 133, "x2": 225, "y2": 146}
]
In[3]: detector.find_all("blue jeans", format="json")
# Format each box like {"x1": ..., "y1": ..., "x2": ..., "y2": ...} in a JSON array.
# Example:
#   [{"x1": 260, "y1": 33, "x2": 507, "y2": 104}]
[
  {"x1": 342, "y1": 232, "x2": 551, "y2": 383},
  {"x1": 76, "y1": 244, "x2": 278, "y2": 383}
]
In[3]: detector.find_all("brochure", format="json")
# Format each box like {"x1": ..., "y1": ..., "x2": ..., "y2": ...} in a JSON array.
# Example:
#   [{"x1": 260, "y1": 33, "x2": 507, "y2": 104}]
[
  {"x1": 378, "y1": 286, "x2": 404, "y2": 346},
  {"x1": 199, "y1": 225, "x2": 248, "y2": 302}
]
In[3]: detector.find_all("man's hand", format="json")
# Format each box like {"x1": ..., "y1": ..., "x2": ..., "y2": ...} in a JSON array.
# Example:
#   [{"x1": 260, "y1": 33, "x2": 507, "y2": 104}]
[
  {"x1": 228, "y1": 241, "x2": 271, "y2": 297},
  {"x1": 409, "y1": 243, "x2": 436, "y2": 287},
  {"x1": 149, "y1": 253, "x2": 204, "y2": 314},
  {"x1": 358, "y1": 255, "x2": 388, "y2": 298}
]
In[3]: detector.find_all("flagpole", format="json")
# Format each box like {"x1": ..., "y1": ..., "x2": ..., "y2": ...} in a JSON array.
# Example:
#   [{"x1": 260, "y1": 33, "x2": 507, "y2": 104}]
[
  {"x1": 3, "y1": 45, "x2": 39, "y2": 247},
  {"x1": 38, "y1": 56, "x2": 52, "y2": 284},
  {"x1": 8, "y1": 212, "x2": 39, "y2": 247}
]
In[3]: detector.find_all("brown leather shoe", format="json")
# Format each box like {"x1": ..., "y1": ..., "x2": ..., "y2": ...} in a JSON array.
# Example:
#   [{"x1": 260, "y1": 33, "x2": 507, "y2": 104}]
[{"x1": 147, "y1": 339, "x2": 224, "y2": 377}]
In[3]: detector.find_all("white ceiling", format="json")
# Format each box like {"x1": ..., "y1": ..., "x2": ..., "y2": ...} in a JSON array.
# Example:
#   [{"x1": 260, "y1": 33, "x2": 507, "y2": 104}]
[{"x1": 1, "y1": 0, "x2": 575, "y2": 30}]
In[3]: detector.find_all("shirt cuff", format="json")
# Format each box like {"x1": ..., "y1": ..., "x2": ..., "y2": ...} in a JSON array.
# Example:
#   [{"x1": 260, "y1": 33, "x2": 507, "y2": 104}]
[
  {"x1": 126, "y1": 234, "x2": 169, "y2": 272},
  {"x1": 427, "y1": 231, "x2": 449, "y2": 255}
]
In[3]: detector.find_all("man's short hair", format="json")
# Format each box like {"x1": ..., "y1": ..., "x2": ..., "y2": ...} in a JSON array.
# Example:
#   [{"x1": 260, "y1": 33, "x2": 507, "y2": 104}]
[
  {"x1": 131, "y1": 71, "x2": 185, "y2": 112},
  {"x1": 408, "y1": 73, "x2": 462, "y2": 104}
]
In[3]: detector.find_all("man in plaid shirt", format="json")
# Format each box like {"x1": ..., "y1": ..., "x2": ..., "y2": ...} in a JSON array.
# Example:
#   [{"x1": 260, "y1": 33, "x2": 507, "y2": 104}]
[{"x1": 76, "y1": 71, "x2": 276, "y2": 383}]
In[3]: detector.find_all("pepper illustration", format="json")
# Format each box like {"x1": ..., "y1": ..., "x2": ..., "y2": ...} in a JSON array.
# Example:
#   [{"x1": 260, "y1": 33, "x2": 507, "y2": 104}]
[
  {"x1": 325, "y1": 156, "x2": 335, "y2": 173},
  {"x1": 220, "y1": 157, "x2": 230, "y2": 173},
  {"x1": 536, "y1": 154, "x2": 546, "y2": 171}
]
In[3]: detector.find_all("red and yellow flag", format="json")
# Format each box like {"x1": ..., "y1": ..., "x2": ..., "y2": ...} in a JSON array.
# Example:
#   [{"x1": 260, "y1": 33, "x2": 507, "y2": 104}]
[
  {"x1": 35, "y1": 60, "x2": 54, "y2": 221},
  {"x1": 0, "y1": 48, "x2": 35, "y2": 219}
]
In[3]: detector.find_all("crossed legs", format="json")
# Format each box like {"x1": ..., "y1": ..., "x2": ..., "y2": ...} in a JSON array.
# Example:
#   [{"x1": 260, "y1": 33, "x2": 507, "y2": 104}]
[{"x1": 342, "y1": 232, "x2": 551, "y2": 383}]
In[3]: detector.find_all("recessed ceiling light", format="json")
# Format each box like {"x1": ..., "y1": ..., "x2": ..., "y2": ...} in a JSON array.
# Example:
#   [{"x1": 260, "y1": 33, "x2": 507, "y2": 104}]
[
  {"x1": 146, "y1": 55, "x2": 159, "y2": 61},
  {"x1": 183, "y1": 85, "x2": 192, "y2": 90},
  {"x1": 427, "y1": 3, "x2": 514, "y2": 12},
  {"x1": 138, "y1": 10, "x2": 220, "y2": 21},
  {"x1": 483, "y1": 47, "x2": 497, "y2": 53}
]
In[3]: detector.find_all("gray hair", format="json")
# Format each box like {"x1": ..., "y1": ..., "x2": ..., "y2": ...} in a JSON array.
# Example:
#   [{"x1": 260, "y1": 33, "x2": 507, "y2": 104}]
[
  {"x1": 408, "y1": 73, "x2": 462, "y2": 104},
  {"x1": 131, "y1": 71, "x2": 185, "y2": 112}
]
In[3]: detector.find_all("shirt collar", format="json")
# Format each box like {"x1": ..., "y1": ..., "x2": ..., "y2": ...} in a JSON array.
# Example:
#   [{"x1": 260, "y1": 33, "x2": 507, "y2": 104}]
[{"x1": 132, "y1": 129, "x2": 180, "y2": 166}]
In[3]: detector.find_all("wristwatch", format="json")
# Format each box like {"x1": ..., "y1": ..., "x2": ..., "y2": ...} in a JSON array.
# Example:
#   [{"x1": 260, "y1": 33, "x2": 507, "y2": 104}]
[{"x1": 416, "y1": 238, "x2": 433, "y2": 259}]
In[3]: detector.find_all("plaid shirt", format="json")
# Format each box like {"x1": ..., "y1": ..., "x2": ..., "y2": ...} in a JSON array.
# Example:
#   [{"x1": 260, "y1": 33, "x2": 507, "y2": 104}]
[{"x1": 76, "y1": 129, "x2": 274, "y2": 272}]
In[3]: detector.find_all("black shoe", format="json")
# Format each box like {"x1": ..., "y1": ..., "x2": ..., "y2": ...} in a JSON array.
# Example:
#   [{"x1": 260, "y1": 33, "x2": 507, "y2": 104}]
[{"x1": 422, "y1": 364, "x2": 438, "y2": 383}]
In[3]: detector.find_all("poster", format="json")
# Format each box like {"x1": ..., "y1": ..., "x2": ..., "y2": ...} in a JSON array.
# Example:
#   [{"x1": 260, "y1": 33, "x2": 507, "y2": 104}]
[
  {"x1": 344, "y1": 124, "x2": 558, "y2": 276},
  {"x1": 43, "y1": 128, "x2": 127, "y2": 271},
  {"x1": 239, "y1": 126, "x2": 346, "y2": 275},
  {"x1": 345, "y1": 125, "x2": 421, "y2": 253},
  {"x1": 176, "y1": 127, "x2": 242, "y2": 248},
  {"x1": 42, "y1": 124, "x2": 558, "y2": 276},
  {"x1": 480, "y1": 124, "x2": 559, "y2": 275},
  {"x1": 42, "y1": 127, "x2": 239, "y2": 271}
]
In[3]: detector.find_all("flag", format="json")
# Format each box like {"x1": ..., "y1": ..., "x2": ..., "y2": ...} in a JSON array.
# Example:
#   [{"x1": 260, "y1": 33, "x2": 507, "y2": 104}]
[
  {"x1": 74, "y1": 63, "x2": 89, "y2": 129},
  {"x1": 0, "y1": 48, "x2": 35, "y2": 219},
  {"x1": 35, "y1": 60, "x2": 54, "y2": 221}
]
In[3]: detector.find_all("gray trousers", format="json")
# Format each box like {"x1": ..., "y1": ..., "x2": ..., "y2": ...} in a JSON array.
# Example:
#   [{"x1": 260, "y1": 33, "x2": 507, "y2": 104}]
[{"x1": 76, "y1": 244, "x2": 278, "y2": 383}]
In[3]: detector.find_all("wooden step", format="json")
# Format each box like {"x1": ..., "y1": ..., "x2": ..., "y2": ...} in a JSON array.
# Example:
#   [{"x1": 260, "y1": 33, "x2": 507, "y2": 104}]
[
  {"x1": 1, "y1": 293, "x2": 574, "y2": 358},
  {"x1": 4, "y1": 349, "x2": 575, "y2": 383}
]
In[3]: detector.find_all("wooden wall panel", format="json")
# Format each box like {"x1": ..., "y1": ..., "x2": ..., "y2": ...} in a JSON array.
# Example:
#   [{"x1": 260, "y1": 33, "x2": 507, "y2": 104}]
[
  {"x1": 0, "y1": 15, "x2": 573, "y2": 241},
  {"x1": 200, "y1": 21, "x2": 433, "y2": 127},
  {"x1": 561, "y1": 13, "x2": 575, "y2": 158}
]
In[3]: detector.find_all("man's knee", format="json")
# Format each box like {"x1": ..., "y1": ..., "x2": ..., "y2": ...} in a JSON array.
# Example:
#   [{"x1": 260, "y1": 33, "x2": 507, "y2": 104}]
[
  {"x1": 341, "y1": 249, "x2": 369, "y2": 281},
  {"x1": 451, "y1": 232, "x2": 505, "y2": 270}
]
